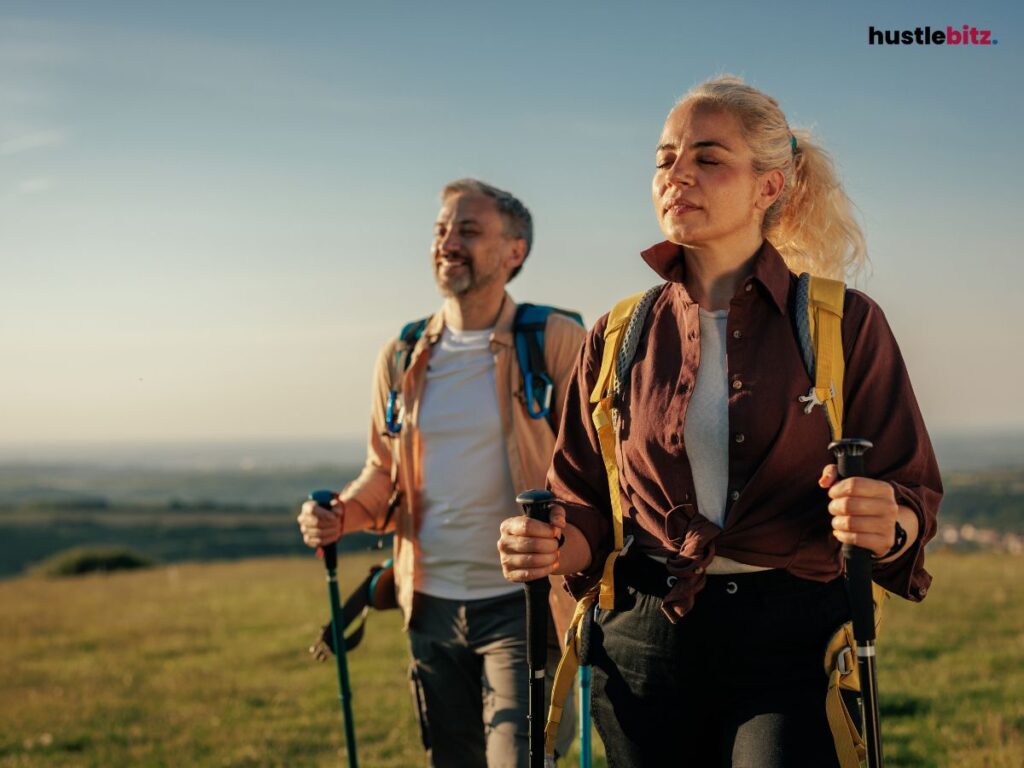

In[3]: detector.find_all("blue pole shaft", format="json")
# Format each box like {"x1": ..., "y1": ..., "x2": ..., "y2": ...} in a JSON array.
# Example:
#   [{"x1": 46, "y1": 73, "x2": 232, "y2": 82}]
[
  {"x1": 579, "y1": 667, "x2": 592, "y2": 768},
  {"x1": 324, "y1": 546, "x2": 359, "y2": 768}
]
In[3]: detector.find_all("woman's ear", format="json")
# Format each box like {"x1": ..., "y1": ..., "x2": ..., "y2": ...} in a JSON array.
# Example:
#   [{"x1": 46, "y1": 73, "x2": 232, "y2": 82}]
[{"x1": 755, "y1": 168, "x2": 786, "y2": 213}]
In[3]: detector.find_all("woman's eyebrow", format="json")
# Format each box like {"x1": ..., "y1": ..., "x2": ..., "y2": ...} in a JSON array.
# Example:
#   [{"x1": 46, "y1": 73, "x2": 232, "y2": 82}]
[
  {"x1": 656, "y1": 139, "x2": 733, "y2": 153},
  {"x1": 691, "y1": 139, "x2": 732, "y2": 151}
]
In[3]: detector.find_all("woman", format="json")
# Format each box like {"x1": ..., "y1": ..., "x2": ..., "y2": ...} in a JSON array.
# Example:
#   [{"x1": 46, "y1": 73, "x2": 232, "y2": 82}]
[{"x1": 497, "y1": 76, "x2": 941, "y2": 766}]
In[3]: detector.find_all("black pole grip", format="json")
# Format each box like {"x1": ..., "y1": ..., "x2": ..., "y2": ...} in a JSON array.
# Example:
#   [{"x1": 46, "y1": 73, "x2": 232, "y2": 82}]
[
  {"x1": 517, "y1": 489, "x2": 554, "y2": 668},
  {"x1": 310, "y1": 489, "x2": 339, "y2": 570},
  {"x1": 517, "y1": 488, "x2": 554, "y2": 526},
  {"x1": 828, "y1": 439, "x2": 876, "y2": 643}
]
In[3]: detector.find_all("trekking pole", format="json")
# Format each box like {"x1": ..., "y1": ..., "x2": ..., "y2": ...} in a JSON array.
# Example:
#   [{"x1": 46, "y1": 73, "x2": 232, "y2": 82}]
[
  {"x1": 517, "y1": 489, "x2": 555, "y2": 768},
  {"x1": 578, "y1": 604, "x2": 593, "y2": 768},
  {"x1": 309, "y1": 490, "x2": 359, "y2": 768},
  {"x1": 828, "y1": 439, "x2": 883, "y2": 768}
]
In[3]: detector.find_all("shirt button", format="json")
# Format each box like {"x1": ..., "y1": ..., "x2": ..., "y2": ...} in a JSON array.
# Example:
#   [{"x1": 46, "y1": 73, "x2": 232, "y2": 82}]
[
  {"x1": 734, "y1": 433, "x2": 745, "y2": 443},
  {"x1": 732, "y1": 379, "x2": 742, "y2": 390},
  {"x1": 732, "y1": 330, "x2": 742, "y2": 339},
  {"x1": 744, "y1": 283, "x2": 753, "y2": 292},
  {"x1": 730, "y1": 490, "x2": 740, "y2": 501}
]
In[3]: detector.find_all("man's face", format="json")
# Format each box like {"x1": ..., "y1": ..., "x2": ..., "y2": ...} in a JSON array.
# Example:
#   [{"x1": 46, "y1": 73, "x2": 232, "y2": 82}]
[{"x1": 431, "y1": 193, "x2": 524, "y2": 298}]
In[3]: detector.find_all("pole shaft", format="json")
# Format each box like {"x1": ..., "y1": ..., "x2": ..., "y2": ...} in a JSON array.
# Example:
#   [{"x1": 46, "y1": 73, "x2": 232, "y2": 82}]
[
  {"x1": 830, "y1": 440, "x2": 884, "y2": 768},
  {"x1": 517, "y1": 490, "x2": 554, "y2": 768}
]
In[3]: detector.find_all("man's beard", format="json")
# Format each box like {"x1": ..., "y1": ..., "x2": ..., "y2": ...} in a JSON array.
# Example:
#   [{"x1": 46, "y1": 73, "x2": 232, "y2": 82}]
[{"x1": 435, "y1": 262, "x2": 474, "y2": 297}]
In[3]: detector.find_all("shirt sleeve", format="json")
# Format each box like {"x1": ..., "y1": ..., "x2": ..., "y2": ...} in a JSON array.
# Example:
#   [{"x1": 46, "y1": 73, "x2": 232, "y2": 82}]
[
  {"x1": 547, "y1": 315, "x2": 617, "y2": 598},
  {"x1": 842, "y1": 291, "x2": 943, "y2": 601},
  {"x1": 339, "y1": 341, "x2": 399, "y2": 532}
]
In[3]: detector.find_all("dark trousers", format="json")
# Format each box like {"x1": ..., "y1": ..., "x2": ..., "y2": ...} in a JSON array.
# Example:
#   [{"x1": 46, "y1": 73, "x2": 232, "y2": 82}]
[
  {"x1": 590, "y1": 568, "x2": 851, "y2": 767},
  {"x1": 407, "y1": 591, "x2": 575, "y2": 768}
]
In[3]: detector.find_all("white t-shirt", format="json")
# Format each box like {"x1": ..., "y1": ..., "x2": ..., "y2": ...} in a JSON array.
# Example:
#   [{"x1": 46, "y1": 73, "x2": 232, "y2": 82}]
[
  {"x1": 683, "y1": 308, "x2": 770, "y2": 575},
  {"x1": 416, "y1": 326, "x2": 521, "y2": 600}
]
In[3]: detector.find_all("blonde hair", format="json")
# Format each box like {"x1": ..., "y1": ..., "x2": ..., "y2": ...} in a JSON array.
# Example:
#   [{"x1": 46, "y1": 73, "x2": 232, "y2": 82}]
[{"x1": 678, "y1": 76, "x2": 867, "y2": 279}]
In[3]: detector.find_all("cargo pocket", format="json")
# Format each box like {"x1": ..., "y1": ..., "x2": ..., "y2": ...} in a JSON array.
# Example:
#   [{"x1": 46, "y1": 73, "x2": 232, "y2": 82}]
[{"x1": 408, "y1": 661, "x2": 431, "y2": 750}]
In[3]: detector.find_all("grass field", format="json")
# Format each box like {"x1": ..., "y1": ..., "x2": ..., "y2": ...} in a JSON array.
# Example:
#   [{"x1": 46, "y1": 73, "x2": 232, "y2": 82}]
[{"x1": 1, "y1": 551, "x2": 1021, "y2": 767}]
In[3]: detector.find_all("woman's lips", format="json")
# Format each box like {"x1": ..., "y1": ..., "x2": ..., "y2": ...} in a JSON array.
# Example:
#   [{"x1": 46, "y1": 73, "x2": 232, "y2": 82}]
[{"x1": 665, "y1": 201, "x2": 700, "y2": 216}]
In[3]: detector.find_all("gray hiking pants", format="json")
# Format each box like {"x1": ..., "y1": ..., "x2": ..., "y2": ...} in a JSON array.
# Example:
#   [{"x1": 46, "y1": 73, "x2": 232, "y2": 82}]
[{"x1": 408, "y1": 590, "x2": 575, "y2": 768}]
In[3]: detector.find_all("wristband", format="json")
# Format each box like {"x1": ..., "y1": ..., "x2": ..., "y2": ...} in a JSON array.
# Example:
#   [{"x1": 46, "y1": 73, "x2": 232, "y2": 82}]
[{"x1": 873, "y1": 519, "x2": 907, "y2": 561}]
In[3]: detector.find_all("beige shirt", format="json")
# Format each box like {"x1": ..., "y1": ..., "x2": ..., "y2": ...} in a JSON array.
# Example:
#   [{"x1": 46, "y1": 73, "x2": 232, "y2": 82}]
[{"x1": 341, "y1": 293, "x2": 586, "y2": 641}]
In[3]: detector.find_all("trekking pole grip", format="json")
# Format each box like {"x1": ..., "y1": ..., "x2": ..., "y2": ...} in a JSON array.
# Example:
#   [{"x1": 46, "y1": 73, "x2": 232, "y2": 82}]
[
  {"x1": 517, "y1": 489, "x2": 555, "y2": 647},
  {"x1": 310, "y1": 489, "x2": 339, "y2": 570},
  {"x1": 828, "y1": 439, "x2": 875, "y2": 641}
]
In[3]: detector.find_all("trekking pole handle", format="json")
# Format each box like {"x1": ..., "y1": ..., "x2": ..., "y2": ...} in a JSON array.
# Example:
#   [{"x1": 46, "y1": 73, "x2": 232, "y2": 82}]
[
  {"x1": 517, "y1": 488, "x2": 555, "y2": 526},
  {"x1": 828, "y1": 439, "x2": 876, "y2": 642},
  {"x1": 310, "y1": 489, "x2": 339, "y2": 571},
  {"x1": 517, "y1": 488, "x2": 554, "y2": 659}
]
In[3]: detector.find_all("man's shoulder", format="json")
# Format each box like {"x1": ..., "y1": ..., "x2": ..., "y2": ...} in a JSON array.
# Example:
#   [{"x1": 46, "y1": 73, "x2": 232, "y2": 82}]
[{"x1": 542, "y1": 308, "x2": 587, "y2": 341}]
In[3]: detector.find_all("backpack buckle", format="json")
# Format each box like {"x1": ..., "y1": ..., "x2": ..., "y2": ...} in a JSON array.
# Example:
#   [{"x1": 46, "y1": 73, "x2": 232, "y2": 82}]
[
  {"x1": 798, "y1": 383, "x2": 836, "y2": 415},
  {"x1": 836, "y1": 644, "x2": 853, "y2": 676}
]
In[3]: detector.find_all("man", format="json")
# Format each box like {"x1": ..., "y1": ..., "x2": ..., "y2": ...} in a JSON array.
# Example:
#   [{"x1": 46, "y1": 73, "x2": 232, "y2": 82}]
[{"x1": 298, "y1": 178, "x2": 584, "y2": 767}]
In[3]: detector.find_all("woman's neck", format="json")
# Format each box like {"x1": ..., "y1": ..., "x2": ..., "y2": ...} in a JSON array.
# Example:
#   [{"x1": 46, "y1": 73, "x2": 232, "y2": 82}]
[{"x1": 682, "y1": 235, "x2": 764, "y2": 310}]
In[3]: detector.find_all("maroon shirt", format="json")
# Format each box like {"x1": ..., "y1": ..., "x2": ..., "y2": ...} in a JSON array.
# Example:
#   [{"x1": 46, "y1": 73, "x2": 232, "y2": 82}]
[{"x1": 551, "y1": 240, "x2": 942, "y2": 621}]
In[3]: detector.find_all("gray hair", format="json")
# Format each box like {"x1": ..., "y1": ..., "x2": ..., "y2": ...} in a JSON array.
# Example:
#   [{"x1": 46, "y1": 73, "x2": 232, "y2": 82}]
[{"x1": 441, "y1": 178, "x2": 533, "y2": 280}]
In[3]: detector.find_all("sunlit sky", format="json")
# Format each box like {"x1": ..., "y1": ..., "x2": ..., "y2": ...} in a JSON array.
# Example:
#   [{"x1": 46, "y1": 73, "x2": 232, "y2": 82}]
[{"x1": 2, "y1": 0, "x2": 1022, "y2": 453}]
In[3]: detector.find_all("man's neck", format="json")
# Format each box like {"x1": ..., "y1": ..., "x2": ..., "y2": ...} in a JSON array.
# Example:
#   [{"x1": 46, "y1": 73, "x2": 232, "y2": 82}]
[{"x1": 443, "y1": 285, "x2": 507, "y2": 331}]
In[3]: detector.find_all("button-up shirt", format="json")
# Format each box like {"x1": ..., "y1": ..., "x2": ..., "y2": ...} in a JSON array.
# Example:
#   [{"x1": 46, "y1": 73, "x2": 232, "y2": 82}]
[
  {"x1": 341, "y1": 293, "x2": 586, "y2": 638},
  {"x1": 553, "y1": 240, "x2": 942, "y2": 620}
]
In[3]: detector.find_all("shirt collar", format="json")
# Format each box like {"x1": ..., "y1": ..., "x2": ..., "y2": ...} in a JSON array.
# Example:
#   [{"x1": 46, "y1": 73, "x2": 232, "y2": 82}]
[
  {"x1": 639, "y1": 239, "x2": 791, "y2": 315},
  {"x1": 426, "y1": 291, "x2": 518, "y2": 346}
]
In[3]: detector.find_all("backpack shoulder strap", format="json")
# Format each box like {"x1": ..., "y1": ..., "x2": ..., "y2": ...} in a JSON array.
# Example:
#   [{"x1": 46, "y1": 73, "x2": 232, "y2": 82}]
[
  {"x1": 795, "y1": 274, "x2": 846, "y2": 442},
  {"x1": 513, "y1": 303, "x2": 585, "y2": 427},
  {"x1": 543, "y1": 285, "x2": 661, "y2": 748},
  {"x1": 384, "y1": 317, "x2": 429, "y2": 435},
  {"x1": 589, "y1": 285, "x2": 663, "y2": 609}
]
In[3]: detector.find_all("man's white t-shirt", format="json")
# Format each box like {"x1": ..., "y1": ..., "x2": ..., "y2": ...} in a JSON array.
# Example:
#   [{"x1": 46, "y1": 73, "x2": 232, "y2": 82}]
[{"x1": 416, "y1": 326, "x2": 521, "y2": 600}]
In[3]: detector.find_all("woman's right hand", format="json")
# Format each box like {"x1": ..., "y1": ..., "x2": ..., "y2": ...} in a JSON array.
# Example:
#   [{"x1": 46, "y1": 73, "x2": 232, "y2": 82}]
[
  {"x1": 497, "y1": 505, "x2": 566, "y2": 582},
  {"x1": 297, "y1": 497, "x2": 344, "y2": 548}
]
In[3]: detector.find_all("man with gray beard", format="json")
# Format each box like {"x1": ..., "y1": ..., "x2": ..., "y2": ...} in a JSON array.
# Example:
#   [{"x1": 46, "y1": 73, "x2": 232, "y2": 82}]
[{"x1": 298, "y1": 179, "x2": 583, "y2": 767}]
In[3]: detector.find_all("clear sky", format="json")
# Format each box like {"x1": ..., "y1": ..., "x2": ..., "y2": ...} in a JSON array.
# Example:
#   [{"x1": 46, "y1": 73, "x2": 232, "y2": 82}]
[{"x1": 2, "y1": 0, "x2": 1022, "y2": 450}]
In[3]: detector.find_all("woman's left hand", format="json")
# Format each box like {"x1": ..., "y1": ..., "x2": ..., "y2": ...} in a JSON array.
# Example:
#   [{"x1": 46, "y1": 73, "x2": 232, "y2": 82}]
[{"x1": 818, "y1": 464, "x2": 900, "y2": 558}]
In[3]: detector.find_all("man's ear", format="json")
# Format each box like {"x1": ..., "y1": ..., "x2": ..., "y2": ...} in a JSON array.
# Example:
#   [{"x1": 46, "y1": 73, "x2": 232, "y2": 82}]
[
  {"x1": 756, "y1": 168, "x2": 786, "y2": 213},
  {"x1": 506, "y1": 238, "x2": 527, "y2": 272}
]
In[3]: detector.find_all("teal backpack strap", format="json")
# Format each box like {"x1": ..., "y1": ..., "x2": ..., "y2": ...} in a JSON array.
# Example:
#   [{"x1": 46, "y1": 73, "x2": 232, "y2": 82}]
[
  {"x1": 513, "y1": 304, "x2": 584, "y2": 428},
  {"x1": 385, "y1": 318, "x2": 429, "y2": 435}
]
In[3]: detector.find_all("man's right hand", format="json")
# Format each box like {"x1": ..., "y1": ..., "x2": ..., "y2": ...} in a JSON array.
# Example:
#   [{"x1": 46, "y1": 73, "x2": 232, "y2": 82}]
[{"x1": 297, "y1": 497, "x2": 344, "y2": 548}]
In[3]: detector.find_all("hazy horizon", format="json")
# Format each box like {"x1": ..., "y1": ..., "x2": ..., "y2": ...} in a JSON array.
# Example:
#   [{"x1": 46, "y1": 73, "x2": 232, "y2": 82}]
[{"x1": 2, "y1": 428, "x2": 1022, "y2": 473}]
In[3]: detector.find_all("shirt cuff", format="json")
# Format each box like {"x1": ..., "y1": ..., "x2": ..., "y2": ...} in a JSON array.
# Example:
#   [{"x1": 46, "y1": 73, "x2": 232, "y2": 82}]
[
  {"x1": 560, "y1": 499, "x2": 612, "y2": 600},
  {"x1": 871, "y1": 481, "x2": 932, "y2": 601}
]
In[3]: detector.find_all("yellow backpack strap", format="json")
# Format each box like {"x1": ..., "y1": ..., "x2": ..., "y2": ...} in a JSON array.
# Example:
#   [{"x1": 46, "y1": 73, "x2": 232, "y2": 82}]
[
  {"x1": 544, "y1": 592, "x2": 596, "y2": 754},
  {"x1": 824, "y1": 583, "x2": 890, "y2": 767},
  {"x1": 542, "y1": 287, "x2": 660, "y2": 754},
  {"x1": 590, "y1": 290, "x2": 650, "y2": 610},
  {"x1": 805, "y1": 276, "x2": 846, "y2": 441}
]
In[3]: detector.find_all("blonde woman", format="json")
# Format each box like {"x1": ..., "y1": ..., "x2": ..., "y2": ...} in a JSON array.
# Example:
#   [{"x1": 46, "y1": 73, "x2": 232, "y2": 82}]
[{"x1": 498, "y1": 77, "x2": 941, "y2": 766}]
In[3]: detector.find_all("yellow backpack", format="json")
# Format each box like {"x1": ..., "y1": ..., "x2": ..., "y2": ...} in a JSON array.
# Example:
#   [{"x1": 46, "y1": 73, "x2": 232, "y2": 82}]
[{"x1": 545, "y1": 275, "x2": 888, "y2": 767}]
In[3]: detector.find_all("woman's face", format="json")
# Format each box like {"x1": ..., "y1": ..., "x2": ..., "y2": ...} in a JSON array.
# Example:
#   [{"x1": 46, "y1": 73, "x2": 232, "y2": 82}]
[{"x1": 652, "y1": 101, "x2": 775, "y2": 250}]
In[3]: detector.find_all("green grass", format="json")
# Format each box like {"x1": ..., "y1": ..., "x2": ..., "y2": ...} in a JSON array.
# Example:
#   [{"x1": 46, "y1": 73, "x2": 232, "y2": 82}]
[{"x1": 0, "y1": 551, "x2": 1021, "y2": 767}]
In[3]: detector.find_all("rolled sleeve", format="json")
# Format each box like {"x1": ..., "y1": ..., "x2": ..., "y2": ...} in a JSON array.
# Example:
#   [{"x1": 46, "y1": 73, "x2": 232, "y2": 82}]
[
  {"x1": 842, "y1": 292, "x2": 943, "y2": 601},
  {"x1": 546, "y1": 316, "x2": 616, "y2": 598},
  {"x1": 338, "y1": 342, "x2": 400, "y2": 531}
]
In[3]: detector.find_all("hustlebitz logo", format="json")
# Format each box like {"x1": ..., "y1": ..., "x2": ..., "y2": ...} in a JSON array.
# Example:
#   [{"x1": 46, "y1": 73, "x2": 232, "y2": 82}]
[{"x1": 868, "y1": 25, "x2": 998, "y2": 46}]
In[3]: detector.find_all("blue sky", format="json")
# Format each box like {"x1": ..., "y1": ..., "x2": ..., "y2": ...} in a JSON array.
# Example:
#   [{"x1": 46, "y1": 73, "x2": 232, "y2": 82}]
[{"x1": 1, "y1": 0, "x2": 1022, "y2": 449}]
